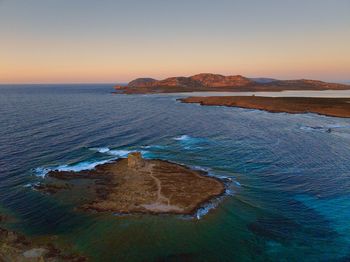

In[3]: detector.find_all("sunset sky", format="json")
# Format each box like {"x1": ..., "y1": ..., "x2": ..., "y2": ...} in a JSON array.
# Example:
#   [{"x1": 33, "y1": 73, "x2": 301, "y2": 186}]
[{"x1": 0, "y1": 0, "x2": 349, "y2": 84}]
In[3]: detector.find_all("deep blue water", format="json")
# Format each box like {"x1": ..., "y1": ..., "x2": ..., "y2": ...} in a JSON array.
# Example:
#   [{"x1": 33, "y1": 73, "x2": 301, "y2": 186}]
[{"x1": 1, "y1": 84, "x2": 350, "y2": 261}]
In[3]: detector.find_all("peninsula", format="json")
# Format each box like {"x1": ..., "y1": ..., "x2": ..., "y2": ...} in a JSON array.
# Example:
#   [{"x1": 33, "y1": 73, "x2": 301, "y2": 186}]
[
  {"x1": 114, "y1": 73, "x2": 350, "y2": 94},
  {"x1": 179, "y1": 96, "x2": 350, "y2": 118},
  {"x1": 36, "y1": 153, "x2": 225, "y2": 215}
]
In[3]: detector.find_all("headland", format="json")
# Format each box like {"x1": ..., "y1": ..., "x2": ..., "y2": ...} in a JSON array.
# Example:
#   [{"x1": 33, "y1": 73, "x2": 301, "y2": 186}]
[{"x1": 179, "y1": 96, "x2": 350, "y2": 118}]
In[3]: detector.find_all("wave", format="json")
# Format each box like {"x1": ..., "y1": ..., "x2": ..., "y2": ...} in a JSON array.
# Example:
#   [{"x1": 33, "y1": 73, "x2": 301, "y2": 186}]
[
  {"x1": 195, "y1": 200, "x2": 220, "y2": 219},
  {"x1": 23, "y1": 182, "x2": 39, "y2": 188},
  {"x1": 235, "y1": 181, "x2": 241, "y2": 186},
  {"x1": 190, "y1": 165, "x2": 241, "y2": 188},
  {"x1": 173, "y1": 135, "x2": 192, "y2": 141},
  {"x1": 194, "y1": 185, "x2": 236, "y2": 219},
  {"x1": 93, "y1": 147, "x2": 110, "y2": 153},
  {"x1": 189, "y1": 168, "x2": 239, "y2": 219},
  {"x1": 33, "y1": 159, "x2": 113, "y2": 178},
  {"x1": 190, "y1": 165, "x2": 211, "y2": 172},
  {"x1": 173, "y1": 134, "x2": 209, "y2": 143},
  {"x1": 90, "y1": 147, "x2": 147, "y2": 157},
  {"x1": 173, "y1": 135, "x2": 208, "y2": 150},
  {"x1": 142, "y1": 145, "x2": 167, "y2": 150},
  {"x1": 34, "y1": 146, "x2": 141, "y2": 178}
]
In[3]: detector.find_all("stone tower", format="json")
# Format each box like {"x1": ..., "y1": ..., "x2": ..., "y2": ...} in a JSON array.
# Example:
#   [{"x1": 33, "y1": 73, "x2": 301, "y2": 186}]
[{"x1": 127, "y1": 152, "x2": 145, "y2": 169}]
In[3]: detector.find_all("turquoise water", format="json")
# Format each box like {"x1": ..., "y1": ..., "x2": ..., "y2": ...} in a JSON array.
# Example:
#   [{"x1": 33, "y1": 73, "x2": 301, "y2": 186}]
[{"x1": 1, "y1": 84, "x2": 350, "y2": 261}]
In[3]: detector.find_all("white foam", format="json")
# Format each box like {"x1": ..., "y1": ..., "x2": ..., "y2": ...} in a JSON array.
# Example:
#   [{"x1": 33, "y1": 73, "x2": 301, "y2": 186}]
[
  {"x1": 23, "y1": 182, "x2": 39, "y2": 188},
  {"x1": 191, "y1": 165, "x2": 211, "y2": 172},
  {"x1": 94, "y1": 147, "x2": 110, "y2": 153},
  {"x1": 195, "y1": 201, "x2": 220, "y2": 220},
  {"x1": 91, "y1": 147, "x2": 147, "y2": 157},
  {"x1": 225, "y1": 188, "x2": 235, "y2": 196},
  {"x1": 142, "y1": 145, "x2": 167, "y2": 150},
  {"x1": 33, "y1": 167, "x2": 52, "y2": 178},
  {"x1": 108, "y1": 149, "x2": 135, "y2": 157},
  {"x1": 35, "y1": 146, "x2": 150, "y2": 178},
  {"x1": 173, "y1": 135, "x2": 191, "y2": 141},
  {"x1": 173, "y1": 135, "x2": 206, "y2": 150},
  {"x1": 191, "y1": 166, "x2": 240, "y2": 187},
  {"x1": 33, "y1": 159, "x2": 112, "y2": 178},
  {"x1": 23, "y1": 182, "x2": 41, "y2": 190},
  {"x1": 57, "y1": 159, "x2": 111, "y2": 172}
]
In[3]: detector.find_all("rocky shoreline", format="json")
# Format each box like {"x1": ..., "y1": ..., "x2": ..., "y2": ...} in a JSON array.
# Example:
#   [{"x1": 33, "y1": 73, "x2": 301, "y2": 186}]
[
  {"x1": 0, "y1": 215, "x2": 85, "y2": 262},
  {"x1": 36, "y1": 153, "x2": 225, "y2": 216},
  {"x1": 179, "y1": 96, "x2": 350, "y2": 118}
]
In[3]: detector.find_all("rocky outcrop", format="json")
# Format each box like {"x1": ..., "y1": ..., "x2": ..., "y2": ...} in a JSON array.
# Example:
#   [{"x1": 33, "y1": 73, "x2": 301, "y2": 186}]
[
  {"x1": 0, "y1": 221, "x2": 85, "y2": 261},
  {"x1": 114, "y1": 73, "x2": 350, "y2": 94},
  {"x1": 37, "y1": 153, "x2": 225, "y2": 215}
]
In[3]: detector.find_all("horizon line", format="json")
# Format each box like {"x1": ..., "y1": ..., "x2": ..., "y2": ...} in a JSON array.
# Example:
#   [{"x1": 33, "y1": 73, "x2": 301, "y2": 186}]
[{"x1": 0, "y1": 77, "x2": 349, "y2": 86}]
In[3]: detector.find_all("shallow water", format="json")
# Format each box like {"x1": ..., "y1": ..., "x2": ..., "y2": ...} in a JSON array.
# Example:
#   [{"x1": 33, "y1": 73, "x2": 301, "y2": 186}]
[{"x1": 1, "y1": 84, "x2": 350, "y2": 261}]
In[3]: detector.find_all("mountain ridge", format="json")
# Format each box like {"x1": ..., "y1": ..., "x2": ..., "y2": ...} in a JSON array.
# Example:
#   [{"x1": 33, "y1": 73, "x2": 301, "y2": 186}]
[{"x1": 115, "y1": 73, "x2": 350, "y2": 94}]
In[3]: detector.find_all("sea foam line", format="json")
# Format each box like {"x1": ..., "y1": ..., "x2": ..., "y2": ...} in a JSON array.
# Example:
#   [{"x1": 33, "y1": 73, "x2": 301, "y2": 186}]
[
  {"x1": 33, "y1": 159, "x2": 113, "y2": 178},
  {"x1": 34, "y1": 147, "x2": 148, "y2": 178},
  {"x1": 90, "y1": 147, "x2": 148, "y2": 157},
  {"x1": 173, "y1": 135, "x2": 192, "y2": 141},
  {"x1": 188, "y1": 167, "x2": 240, "y2": 219}
]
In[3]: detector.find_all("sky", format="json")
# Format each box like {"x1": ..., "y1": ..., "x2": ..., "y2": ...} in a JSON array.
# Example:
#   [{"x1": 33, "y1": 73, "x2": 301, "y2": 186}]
[{"x1": 0, "y1": 0, "x2": 349, "y2": 84}]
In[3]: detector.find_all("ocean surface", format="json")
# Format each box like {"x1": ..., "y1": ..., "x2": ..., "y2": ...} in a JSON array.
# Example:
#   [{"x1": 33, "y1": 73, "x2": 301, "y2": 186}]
[{"x1": 1, "y1": 84, "x2": 350, "y2": 261}]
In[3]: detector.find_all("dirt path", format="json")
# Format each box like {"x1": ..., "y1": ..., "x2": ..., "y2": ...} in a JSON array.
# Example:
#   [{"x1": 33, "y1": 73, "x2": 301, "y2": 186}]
[
  {"x1": 141, "y1": 163, "x2": 183, "y2": 212},
  {"x1": 145, "y1": 163, "x2": 169, "y2": 205}
]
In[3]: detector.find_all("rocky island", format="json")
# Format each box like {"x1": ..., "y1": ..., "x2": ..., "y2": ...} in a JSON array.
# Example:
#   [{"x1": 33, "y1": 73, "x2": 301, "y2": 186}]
[
  {"x1": 36, "y1": 153, "x2": 225, "y2": 215},
  {"x1": 114, "y1": 73, "x2": 350, "y2": 94},
  {"x1": 179, "y1": 96, "x2": 350, "y2": 118}
]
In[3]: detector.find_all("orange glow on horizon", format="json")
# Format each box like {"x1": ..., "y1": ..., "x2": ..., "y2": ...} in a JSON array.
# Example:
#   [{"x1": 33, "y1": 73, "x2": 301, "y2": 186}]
[{"x1": 1, "y1": 1, "x2": 349, "y2": 84}]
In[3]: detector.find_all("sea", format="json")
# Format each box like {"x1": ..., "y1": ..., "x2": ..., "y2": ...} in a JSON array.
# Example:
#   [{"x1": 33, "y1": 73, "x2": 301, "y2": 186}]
[{"x1": 1, "y1": 84, "x2": 350, "y2": 261}]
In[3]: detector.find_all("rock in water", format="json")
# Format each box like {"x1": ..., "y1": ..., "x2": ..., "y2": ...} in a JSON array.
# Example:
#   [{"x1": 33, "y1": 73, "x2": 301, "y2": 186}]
[{"x1": 37, "y1": 152, "x2": 226, "y2": 215}]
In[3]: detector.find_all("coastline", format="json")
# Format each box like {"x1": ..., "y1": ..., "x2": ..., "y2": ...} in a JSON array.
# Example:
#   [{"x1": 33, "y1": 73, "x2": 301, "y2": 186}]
[
  {"x1": 178, "y1": 96, "x2": 350, "y2": 118},
  {"x1": 0, "y1": 214, "x2": 85, "y2": 261},
  {"x1": 114, "y1": 85, "x2": 350, "y2": 95}
]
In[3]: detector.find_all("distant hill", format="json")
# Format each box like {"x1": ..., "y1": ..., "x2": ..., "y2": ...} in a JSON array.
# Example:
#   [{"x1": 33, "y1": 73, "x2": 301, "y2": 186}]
[
  {"x1": 249, "y1": 77, "x2": 277, "y2": 83},
  {"x1": 114, "y1": 73, "x2": 350, "y2": 94}
]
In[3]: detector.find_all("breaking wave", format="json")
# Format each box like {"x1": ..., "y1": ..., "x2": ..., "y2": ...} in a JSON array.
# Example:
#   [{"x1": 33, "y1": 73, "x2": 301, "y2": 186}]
[
  {"x1": 33, "y1": 159, "x2": 113, "y2": 178},
  {"x1": 90, "y1": 147, "x2": 147, "y2": 157},
  {"x1": 173, "y1": 135, "x2": 192, "y2": 141},
  {"x1": 173, "y1": 135, "x2": 208, "y2": 150}
]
